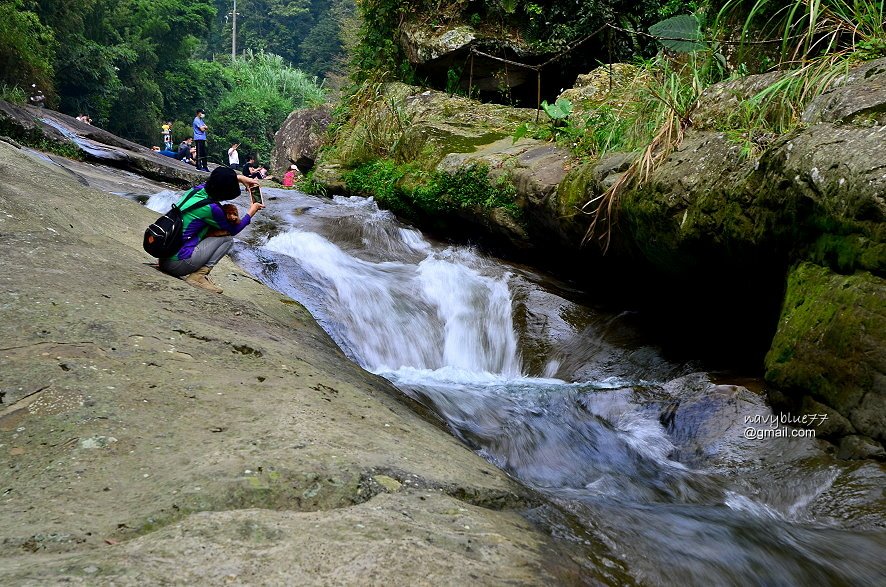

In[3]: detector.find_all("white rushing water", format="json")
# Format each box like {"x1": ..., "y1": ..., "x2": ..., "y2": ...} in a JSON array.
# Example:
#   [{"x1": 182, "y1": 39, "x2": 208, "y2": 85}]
[
  {"x1": 265, "y1": 230, "x2": 522, "y2": 376},
  {"x1": 140, "y1": 187, "x2": 886, "y2": 585}
]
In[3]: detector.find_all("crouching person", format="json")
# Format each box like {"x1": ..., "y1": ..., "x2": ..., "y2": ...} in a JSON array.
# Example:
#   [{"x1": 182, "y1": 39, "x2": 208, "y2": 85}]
[{"x1": 159, "y1": 167, "x2": 263, "y2": 293}]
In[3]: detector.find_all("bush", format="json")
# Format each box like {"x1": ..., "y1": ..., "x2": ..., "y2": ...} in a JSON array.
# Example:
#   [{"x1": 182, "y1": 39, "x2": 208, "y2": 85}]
[
  {"x1": 0, "y1": 0, "x2": 55, "y2": 98},
  {"x1": 201, "y1": 51, "x2": 326, "y2": 165},
  {"x1": 162, "y1": 60, "x2": 235, "y2": 124},
  {"x1": 344, "y1": 159, "x2": 519, "y2": 219},
  {"x1": 213, "y1": 86, "x2": 298, "y2": 166}
]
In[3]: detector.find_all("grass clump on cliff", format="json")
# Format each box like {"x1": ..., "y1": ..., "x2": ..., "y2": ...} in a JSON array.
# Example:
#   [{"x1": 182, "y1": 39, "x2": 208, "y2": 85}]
[
  {"x1": 578, "y1": 0, "x2": 886, "y2": 249},
  {"x1": 709, "y1": 0, "x2": 886, "y2": 142},
  {"x1": 344, "y1": 160, "x2": 519, "y2": 219}
]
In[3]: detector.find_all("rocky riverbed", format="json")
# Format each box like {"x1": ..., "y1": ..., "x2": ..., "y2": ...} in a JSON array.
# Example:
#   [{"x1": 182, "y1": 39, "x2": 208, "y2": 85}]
[
  {"x1": 301, "y1": 58, "x2": 885, "y2": 458},
  {"x1": 0, "y1": 140, "x2": 583, "y2": 584}
]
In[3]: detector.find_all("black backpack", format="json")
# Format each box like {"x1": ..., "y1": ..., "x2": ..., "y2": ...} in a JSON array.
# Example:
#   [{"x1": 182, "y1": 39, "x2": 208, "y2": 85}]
[{"x1": 143, "y1": 191, "x2": 210, "y2": 258}]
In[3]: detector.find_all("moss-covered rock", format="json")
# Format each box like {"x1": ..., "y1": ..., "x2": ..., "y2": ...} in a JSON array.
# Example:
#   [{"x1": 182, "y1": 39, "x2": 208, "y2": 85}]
[
  {"x1": 319, "y1": 83, "x2": 571, "y2": 249},
  {"x1": 765, "y1": 263, "x2": 885, "y2": 450},
  {"x1": 326, "y1": 83, "x2": 535, "y2": 173},
  {"x1": 557, "y1": 63, "x2": 640, "y2": 118}
]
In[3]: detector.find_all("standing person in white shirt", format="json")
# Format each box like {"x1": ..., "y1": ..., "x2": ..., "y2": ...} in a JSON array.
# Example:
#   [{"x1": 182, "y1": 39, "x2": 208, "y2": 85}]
[{"x1": 227, "y1": 142, "x2": 241, "y2": 171}]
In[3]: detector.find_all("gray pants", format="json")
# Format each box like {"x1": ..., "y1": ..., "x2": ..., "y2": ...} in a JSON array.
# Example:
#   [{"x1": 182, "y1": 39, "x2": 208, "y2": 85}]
[{"x1": 160, "y1": 236, "x2": 233, "y2": 277}]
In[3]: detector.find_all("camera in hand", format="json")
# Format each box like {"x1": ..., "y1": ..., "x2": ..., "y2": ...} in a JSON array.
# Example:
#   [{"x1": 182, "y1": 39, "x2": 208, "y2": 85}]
[{"x1": 249, "y1": 186, "x2": 263, "y2": 205}]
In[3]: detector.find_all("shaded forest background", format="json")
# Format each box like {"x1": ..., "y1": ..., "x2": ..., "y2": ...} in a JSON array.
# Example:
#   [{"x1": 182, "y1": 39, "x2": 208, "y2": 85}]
[{"x1": 1, "y1": 0, "x2": 354, "y2": 162}]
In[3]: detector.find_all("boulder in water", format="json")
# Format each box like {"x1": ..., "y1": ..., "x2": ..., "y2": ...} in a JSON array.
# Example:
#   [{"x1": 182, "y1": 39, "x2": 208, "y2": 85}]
[
  {"x1": 272, "y1": 105, "x2": 332, "y2": 175},
  {"x1": 765, "y1": 262, "x2": 885, "y2": 456}
]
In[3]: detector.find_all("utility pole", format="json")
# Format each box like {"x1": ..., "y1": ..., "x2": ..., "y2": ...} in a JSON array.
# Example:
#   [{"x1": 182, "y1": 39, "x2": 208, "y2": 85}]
[{"x1": 230, "y1": 0, "x2": 239, "y2": 61}]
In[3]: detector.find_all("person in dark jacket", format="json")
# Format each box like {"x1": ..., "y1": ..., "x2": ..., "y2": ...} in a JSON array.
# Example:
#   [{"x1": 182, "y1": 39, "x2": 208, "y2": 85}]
[
  {"x1": 159, "y1": 167, "x2": 262, "y2": 293},
  {"x1": 177, "y1": 138, "x2": 194, "y2": 163}
]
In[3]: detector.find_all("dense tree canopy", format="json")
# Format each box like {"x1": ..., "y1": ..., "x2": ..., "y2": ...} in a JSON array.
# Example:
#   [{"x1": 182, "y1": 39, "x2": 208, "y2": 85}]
[{"x1": 3, "y1": 0, "x2": 349, "y2": 150}]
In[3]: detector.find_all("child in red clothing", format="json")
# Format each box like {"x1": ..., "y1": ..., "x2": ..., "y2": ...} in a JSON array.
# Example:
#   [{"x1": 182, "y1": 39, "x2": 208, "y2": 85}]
[{"x1": 282, "y1": 164, "x2": 299, "y2": 187}]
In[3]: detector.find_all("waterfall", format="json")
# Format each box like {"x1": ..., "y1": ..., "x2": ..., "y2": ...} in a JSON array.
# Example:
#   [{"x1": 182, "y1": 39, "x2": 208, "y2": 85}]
[{"x1": 264, "y1": 230, "x2": 521, "y2": 376}]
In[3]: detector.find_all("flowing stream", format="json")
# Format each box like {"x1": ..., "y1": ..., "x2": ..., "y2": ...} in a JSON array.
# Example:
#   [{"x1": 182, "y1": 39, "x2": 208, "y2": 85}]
[{"x1": 148, "y1": 188, "x2": 886, "y2": 585}]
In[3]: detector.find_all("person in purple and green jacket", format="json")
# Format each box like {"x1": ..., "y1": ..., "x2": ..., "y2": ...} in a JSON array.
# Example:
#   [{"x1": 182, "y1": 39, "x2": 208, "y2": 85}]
[{"x1": 159, "y1": 167, "x2": 263, "y2": 293}]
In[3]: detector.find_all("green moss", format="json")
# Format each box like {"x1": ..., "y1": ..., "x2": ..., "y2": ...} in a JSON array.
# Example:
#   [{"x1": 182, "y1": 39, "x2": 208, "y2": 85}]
[
  {"x1": 343, "y1": 159, "x2": 419, "y2": 216},
  {"x1": 556, "y1": 163, "x2": 596, "y2": 214},
  {"x1": 620, "y1": 185, "x2": 683, "y2": 269},
  {"x1": 809, "y1": 233, "x2": 886, "y2": 275},
  {"x1": 299, "y1": 171, "x2": 327, "y2": 196},
  {"x1": 344, "y1": 158, "x2": 520, "y2": 220},
  {"x1": 429, "y1": 129, "x2": 508, "y2": 156},
  {"x1": 765, "y1": 262, "x2": 885, "y2": 414},
  {"x1": 804, "y1": 214, "x2": 886, "y2": 276}
]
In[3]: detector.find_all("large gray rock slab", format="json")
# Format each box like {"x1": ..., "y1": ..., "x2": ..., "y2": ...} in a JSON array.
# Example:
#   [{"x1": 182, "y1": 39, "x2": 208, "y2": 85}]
[
  {"x1": 272, "y1": 105, "x2": 332, "y2": 174},
  {"x1": 0, "y1": 140, "x2": 578, "y2": 584},
  {"x1": 0, "y1": 100, "x2": 204, "y2": 187}
]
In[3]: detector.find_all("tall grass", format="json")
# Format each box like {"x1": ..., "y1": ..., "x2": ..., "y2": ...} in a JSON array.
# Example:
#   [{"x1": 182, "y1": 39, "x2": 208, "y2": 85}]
[
  {"x1": 581, "y1": 53, "x2": 717, "y2": 250},
  {"x1": 0, "y1": 83, "x2": 26, "y2": 105},
  {"x1": 710, "y1": 0, "x2": 885, "y2": 146},
  {"x1": 230, "y1": 50, "x2": 327, "y2": 109},
  {"x1": 582, "y1": 1, "x2": 886, "y2": 250},
  {"x1": 719, "y1": 0, "x2": 886, "y2": 63},
  {"x1": 333, "y1": 82, "x2": 427, "y2": 167}
]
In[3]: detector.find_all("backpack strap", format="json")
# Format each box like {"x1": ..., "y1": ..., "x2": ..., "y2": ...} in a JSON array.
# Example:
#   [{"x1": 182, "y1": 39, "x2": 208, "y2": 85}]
[{"x1": 176, "y1": 188, "x2": 212, "y2": 215}]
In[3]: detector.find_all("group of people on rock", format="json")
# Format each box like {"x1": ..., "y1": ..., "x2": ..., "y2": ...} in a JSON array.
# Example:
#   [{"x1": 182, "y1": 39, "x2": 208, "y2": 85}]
[{"x1": 150, "y1": 108, "x2": 300, "y2": 185}]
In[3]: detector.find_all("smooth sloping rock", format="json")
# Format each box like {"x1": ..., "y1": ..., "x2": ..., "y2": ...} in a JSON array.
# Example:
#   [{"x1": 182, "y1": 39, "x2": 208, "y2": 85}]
[
  {"x1": 0, "y1": 139, "x2": 580, "y2": 583},
  {"x1": 1, "y1": 494, "x2": 563, "y2": 585},
  {"x1": 0, "y1": 100, "x2": 203, "y2": 187}
]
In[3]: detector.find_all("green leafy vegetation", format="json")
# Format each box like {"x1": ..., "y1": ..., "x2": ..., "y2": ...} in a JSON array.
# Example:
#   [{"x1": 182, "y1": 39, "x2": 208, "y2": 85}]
[
  {"x1": 299, "y1": 171, "x2": 327, "y2": 196},
  {"x1": 0, "y1": 0, "x2": 344, "y2": 163},
  {"x1": 0, "y1": 0, "x2": 55, "y2": 98},
  {"x1": 202, "y1": 0, "x2": 354, "y2": 80},
  {"x1": 710, "y1": 0, "x2": 886, "y2": 141},
  {"x1": 344, "y1": 160, "x2": 519, "y2": 219},
  {"x1": 0, "y1": 84, "x2": 27, "y2": 105},
  {"x1": 540, "y1": 98, "x2": 573, "y2": 121},
  {"x1": 211, "y1": 51, "x2": 326, "y2": 164}
]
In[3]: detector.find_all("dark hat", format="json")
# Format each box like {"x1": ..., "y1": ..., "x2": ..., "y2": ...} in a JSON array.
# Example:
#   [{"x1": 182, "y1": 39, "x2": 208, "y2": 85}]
[
  {"x1": 196, "y1": 108, "x2": 205, "y2": 114},
  {"x1": 204, "y1": 167, "x2": 240, "y2": 201}
]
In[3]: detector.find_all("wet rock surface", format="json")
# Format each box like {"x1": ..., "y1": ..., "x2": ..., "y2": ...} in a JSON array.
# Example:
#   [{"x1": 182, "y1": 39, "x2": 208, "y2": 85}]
[
  {"x1": 0, "y1": 100, "x2": 204, "y2": 187},
  {"x1": 312, "y1": 59, "x2": 886, "y2": 453},
  {"x1": 0, "y1": 140, "x2": 576, "y2": 584}
]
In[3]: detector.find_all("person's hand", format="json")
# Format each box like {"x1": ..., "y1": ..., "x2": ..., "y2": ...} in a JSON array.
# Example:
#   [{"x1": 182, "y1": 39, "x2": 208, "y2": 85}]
[
  {"x1": 238, "y1": 174, "x2": 260, "y2": 189},
  {"x1": 248, "y1": 202, "x2": 265, "y2": 216}
]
